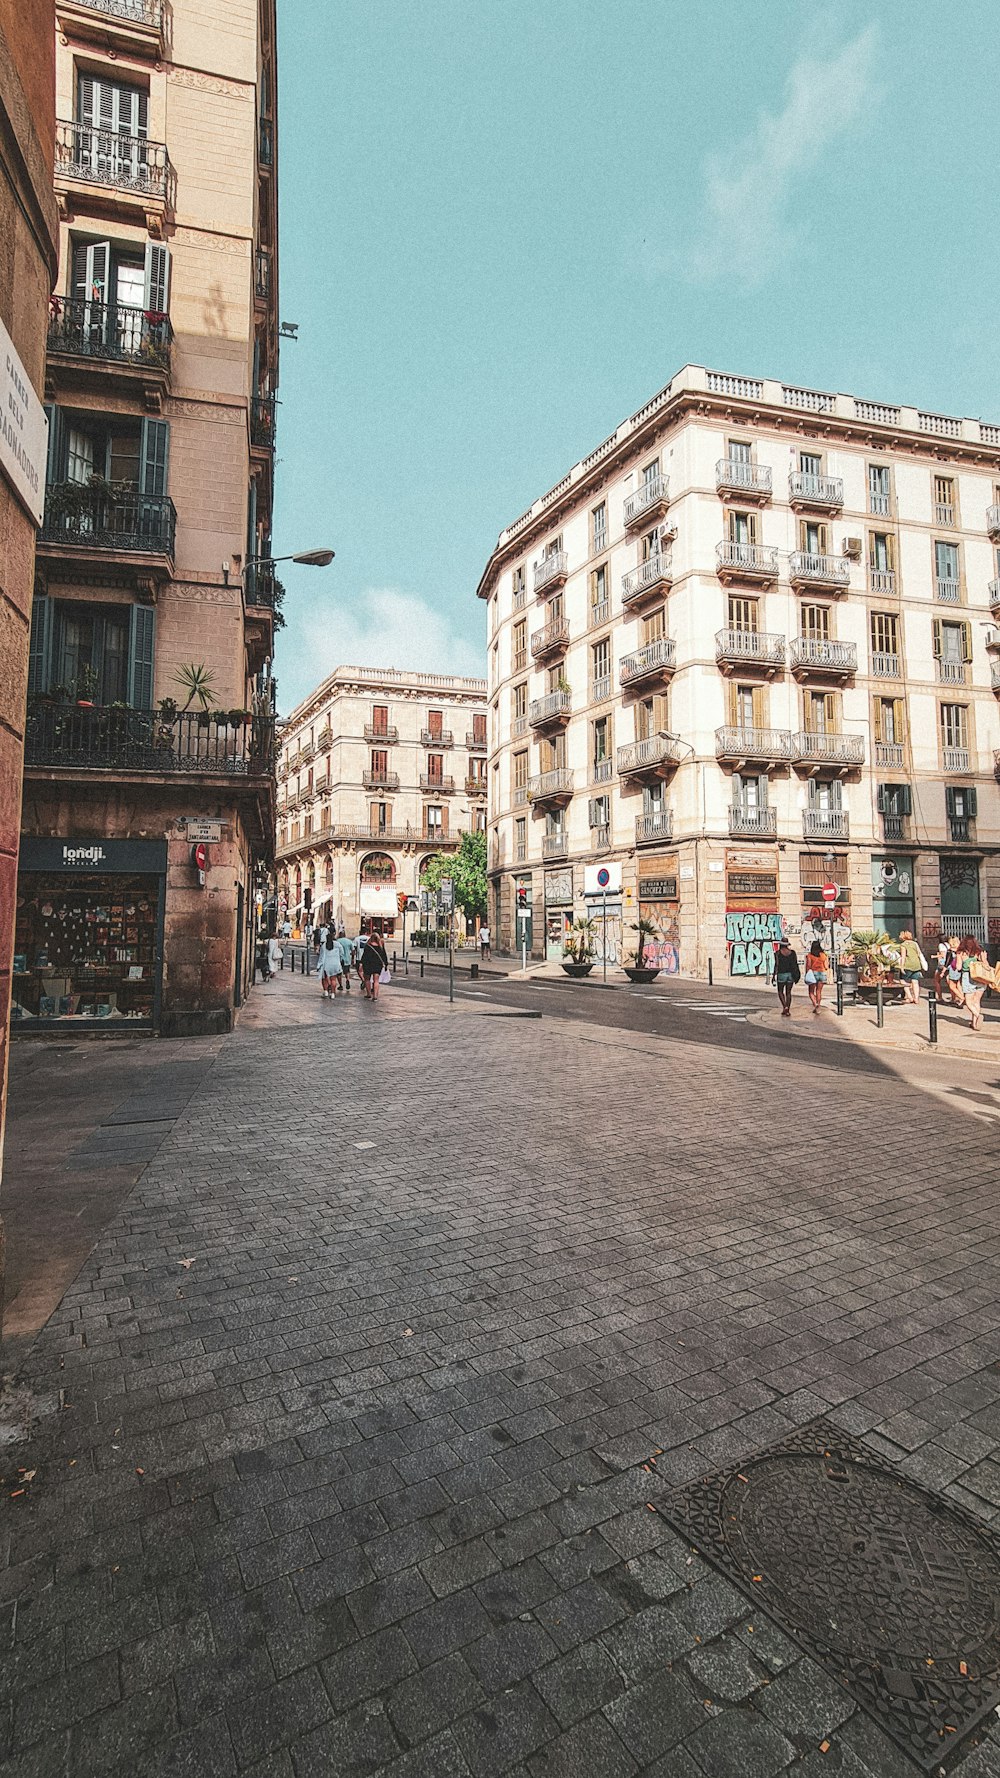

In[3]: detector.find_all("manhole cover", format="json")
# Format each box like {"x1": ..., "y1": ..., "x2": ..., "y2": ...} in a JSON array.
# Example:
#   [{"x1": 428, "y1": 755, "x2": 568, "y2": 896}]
[{"x1": 662, "y1": 1418, "x2": 1000, "y2": 1770}]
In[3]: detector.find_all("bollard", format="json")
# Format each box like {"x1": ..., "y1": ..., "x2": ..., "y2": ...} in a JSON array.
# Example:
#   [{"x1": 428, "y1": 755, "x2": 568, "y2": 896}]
[
  {"x1": 836, "y1": 971, "x2": 843, "y2": 1017},
  {"x1": 420, "y1": 956, "x2": 424, "y2": 978},
  {"x1": 876, "y1": 980, "x2": 884, "y2": 1028},
  {"x1": 279, "y1": 948, "x2": 284, "y2": 970},
  {"x1": 471, "y1": 962, "x2": 479, "y2": 980},
  {"x1": 928, "y1": 990, "x2": 938, "y2": 1045},
  {"x1": 393, "y1": 950, "x2": 397, "y2": 971},
  {"x1": 708, "y1": 957, "x2": 714, "y2": 986}
]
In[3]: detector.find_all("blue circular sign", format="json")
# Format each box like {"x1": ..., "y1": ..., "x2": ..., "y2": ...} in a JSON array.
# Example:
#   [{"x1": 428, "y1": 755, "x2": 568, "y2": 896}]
[{"x1": 597, "y1": 867, "x2": 611, "y2": 888}]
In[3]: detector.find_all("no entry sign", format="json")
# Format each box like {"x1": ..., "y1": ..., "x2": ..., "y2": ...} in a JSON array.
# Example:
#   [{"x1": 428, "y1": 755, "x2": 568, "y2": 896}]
[{"x1": 821, "y1": 882, "x2": 839, "y2": 904}]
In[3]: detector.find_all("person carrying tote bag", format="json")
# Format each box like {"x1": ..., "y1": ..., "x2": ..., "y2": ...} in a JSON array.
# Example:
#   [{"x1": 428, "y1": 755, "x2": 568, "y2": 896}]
[{"x1": 804, "y1": 939, "x2": 829, "y2": 1013}]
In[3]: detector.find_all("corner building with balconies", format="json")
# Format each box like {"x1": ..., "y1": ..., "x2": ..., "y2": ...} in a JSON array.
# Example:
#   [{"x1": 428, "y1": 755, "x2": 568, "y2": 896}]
[
  {"x1": 276, "y1": 668, "x2": 488, "y2": 935},
  {"x1": 478, "y1": 365, "x2": 1000, "y2": 976},
  {"x1": 15, "y1": 0, "x2": 280, "y2": 1035}
]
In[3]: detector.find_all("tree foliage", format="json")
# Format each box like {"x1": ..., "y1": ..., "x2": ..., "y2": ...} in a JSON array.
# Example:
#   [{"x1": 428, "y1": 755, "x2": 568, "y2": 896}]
[{"x1": 420, "y1": 830, "x2": 488, "y2": 921}]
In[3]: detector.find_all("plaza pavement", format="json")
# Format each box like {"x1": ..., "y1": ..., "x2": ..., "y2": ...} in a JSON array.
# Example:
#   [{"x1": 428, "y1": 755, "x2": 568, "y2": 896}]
[{"x1": 1, "y1": 973, "x2": 1000, "y2": 1775}]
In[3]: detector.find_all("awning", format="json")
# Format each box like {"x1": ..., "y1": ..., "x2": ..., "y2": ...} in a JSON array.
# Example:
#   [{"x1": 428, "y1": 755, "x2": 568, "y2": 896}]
[{"x1": 360, "y1": 884, "x2": 398, "y2": 917}]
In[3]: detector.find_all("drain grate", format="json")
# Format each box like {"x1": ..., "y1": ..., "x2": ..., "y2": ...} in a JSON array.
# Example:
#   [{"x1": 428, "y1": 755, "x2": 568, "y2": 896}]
[{"x1": 661, "y1": 1418, "x2": 1000, "y2": 1770}]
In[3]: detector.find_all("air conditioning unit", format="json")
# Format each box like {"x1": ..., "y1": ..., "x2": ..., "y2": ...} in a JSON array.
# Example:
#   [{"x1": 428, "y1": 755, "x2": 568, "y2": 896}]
[
  {"x1": 660, "y1": 522, "x2": 677, "y2": 542},
  {"x1": 843, "y1": 536, "x2": 863, "y2": 559}
]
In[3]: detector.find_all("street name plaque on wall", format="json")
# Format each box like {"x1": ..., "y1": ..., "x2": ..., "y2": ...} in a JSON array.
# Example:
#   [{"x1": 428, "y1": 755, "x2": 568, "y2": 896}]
[{"x1": 661, "y1": 1417, "x2": 1000, "y2": 1769}]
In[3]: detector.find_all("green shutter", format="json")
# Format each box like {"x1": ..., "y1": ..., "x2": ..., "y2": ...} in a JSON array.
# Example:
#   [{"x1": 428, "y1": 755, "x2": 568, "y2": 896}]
[
  {"x1": 945, "y1": 786, "x2": 957, "y2": 818},
  {"x1": 139, "y1": 418, "x2": 169, "y2": 496},
  {"x1": 45, "y1": 404, "x2": 66, "y2": 487},
  {"x1": 899, "y1": 784, "x2": 912, "y2": 816},
  {"x1": 128, "y1": 605, "x2": 156, "y2": 709},
  {"x1": 967, "y1": 787, "x2": 978, "y2": 818},
  {"x1": 27, "y1": 596, "x2": 55, "y2": 696}
]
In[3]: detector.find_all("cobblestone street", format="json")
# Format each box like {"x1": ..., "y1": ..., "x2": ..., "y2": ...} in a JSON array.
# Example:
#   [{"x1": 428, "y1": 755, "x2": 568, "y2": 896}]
[{"x1": 3, "y1": 977, "x2": 1000, "y2": 1776}]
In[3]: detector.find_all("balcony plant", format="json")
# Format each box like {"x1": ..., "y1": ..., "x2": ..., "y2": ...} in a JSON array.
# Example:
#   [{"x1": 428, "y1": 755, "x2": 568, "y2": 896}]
[
  {"x1": 74, "y1": 663, "x2": 99, "y2": 708},
  {"x1": 173, "y1": 662, "x2": 217, "y2": 713},
  {"x1": 623, "y1": 915, "x2": 661, "y2": 984},
  {"x1": 562, "y1": 916, "x2": 596, "y2": 978}
]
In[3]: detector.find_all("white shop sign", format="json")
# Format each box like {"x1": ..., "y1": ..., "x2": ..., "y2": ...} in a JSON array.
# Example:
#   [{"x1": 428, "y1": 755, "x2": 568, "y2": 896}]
[
  {"x1": 183, "y1": 819, "x2": 223, "y2": 843},
  {"x1": 0, "y1": 316, "x2": 46, "y2": 525}
]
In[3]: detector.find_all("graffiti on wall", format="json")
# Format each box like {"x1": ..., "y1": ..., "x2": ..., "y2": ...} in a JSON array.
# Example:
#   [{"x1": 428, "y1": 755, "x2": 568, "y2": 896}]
[{"x1": 727, "y1": 910, "x2": 785, "y2": 976}]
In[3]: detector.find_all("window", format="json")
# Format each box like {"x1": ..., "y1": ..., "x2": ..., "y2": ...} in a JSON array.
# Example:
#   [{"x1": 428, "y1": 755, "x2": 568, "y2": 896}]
[
  {"x1": 426, "y1": 752, "x2": 444, "y2": 783},
  {"x1": 370, "y1": 801, "x2": 390, "y2": 833},
  {"x1": 491, "y1": 641, "x2": 499, "y2": 684},
  {"x1": 728, "y1": 596, "x2": 758, "y2": 632},
  {"x1": 801, "y1": 604, "x2": 830, "y2": 641},
  {"x1": 592, "y1": 503, "x2": 607, "y2": 553},
  {"x1": 934, "y1": 540, "x2": 960, "y2": 602},
  {"x1": 513, "y1": 749, "x2": 528, "y2": 802},
  {"x1": 933, "y1": 618, "x2": 971, "y2": 684},
  {"x1": 472, "y1": 711, "x2": 486, "y2": 744},
  {"x1": 512, "y1": 619, "x2": 527, "y2": 671},
  {"x1": 636, "y1": 697, "x2": 655, "y2": 741},
  {"x1": 512, "y1": 564, "x2": 526, "y2": 608},
  {"x1": 590, "y1": 562, "x2": 609, "y2": 621},
  {"x1": 640, "y1": 527, "x2": 660, "y2": 564},
  {"x1": 728, "y1": 509, "x2": 756, "y2": 545},
  {"x1": 799, "y1": 519, "x2": 828, "y2": 555},
  {"x1": 870, "y1": 611, "x2": 900, "y2": 675},
  {"x1": 945, "y1": 784, "x2": 977, "y2": 840},
  {"x1": 875, "y1": 697, "x2": 906, "y2": 748},
  {"x1": 804, "y1": 690, "x2": 835, "y2": 734},
  {"x1": 592, "y1": 714, "x2": 612, "y2": 780},
  {"x1": 515, "y1": 815, "x2": 527, "y2": 861},
  {"x1": 876, "y1": 783, "x2": 911, "y2": 838},
  {"x1": 733, "y1": 684, "x2": 756, "y2": 729},
  {"x1": 28, "y1": 596, "x2": 154, "y2": 706},
  {"x1": 589, "y1": 793, "x2": 609, "y2": 829},
  {"x1": 592, "y1": 637, "x2": 611, "y2": 698},
  {"x1": 75, "y1": 75, "x2": 149, "y2": 184},
  {"x1": 68, "y1": 236, "x2": 171, "y2": 340},
  {"x1": 425, "y1": 804, "x2": 444, "y2": 839},
  {"x1": 371, "y1": 703, "x2": 389, "y2": 736},
  {"x1": 933, "y1": 474, "x2": 956, "y2": 526},
  {"x1": 808, "y1": 778, "x2": 842, "y2": 812},
  {"x1": 642, "y1": 608, "x2": 665, "y2": 644},
  {"x1": 513, "y1": 681, "x2": 527, "y2": 725},
  {"x1": 427, "y1": 709, "x2": 444, "y2": 740},
  {"x1": 370, "y1": 748, "x2": 388, "y2": 777},
  {"x1": 733, "y1": 772, "x2": 767, "y2": 812},
  {"x1": 468, "y1": 757, "x2": 487, "y2": 785},
  {"x1": 799, "y1": 451, "x2": 822, "y2": 476},
  {"x1": 549, "y1": 593, "x2": 564, "y2": 624},
  {"x1": 868, "y1": 463, "x2": 891, "y2": 516},
  {"x1": 728, "y1": 438, "x2": 752, "y2": 464},
  {"x1": 541, "y1": 732, "x2": 566, "y2": 771},
  {"x1": 47, "y1": 411, "x2": 167, "y2": 497},
  {"x1": 940, "y1": 703, "x2": 969, "y2": 754}
]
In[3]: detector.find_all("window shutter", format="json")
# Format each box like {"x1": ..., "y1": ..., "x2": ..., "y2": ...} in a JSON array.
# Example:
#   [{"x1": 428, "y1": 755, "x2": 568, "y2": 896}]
[
  {"x1": 127, "y1": 604, "x2": 156, "y2": 708},
  {"x1": 143, "y1": 242, "x2": 171, "y2": 312},
  {"x1": 44, "y1": 404, "x2": 67, "y2": 487},
  {"x1": 932, "y1": 618, "x2": 942, "y2": 658},
  {"x1": 752, "y1": 685, "x2": 765, "y2": 728},
  {"x1": 440, "y1": 806, "x2": 449, "y2": 838},
  {"x1": 27, "y1": 596, "x2": 55, "y2": 696},
  {"x1": 872, "y1": 699, "x2": 884, "y2": 742},
  {"x1": 967, "y1": 787, "x2": 978, "y2": 818},
  {"x1": 135, "y1": 87, "x2": 149, "y2": 138},
  {"x1": 876, "y1": 783, "x2": 887, "y2": 814},
  {"x1": 654, "y1": 693, "x2": 670, "y2": 731},
  {"x1": 894, "y1": 698, "x2": 907, "y2": 741},
  {"x1": 961, "y1": 621, "x2": 973, "y2": 662},
  {"x1": 945, "y1": 786, "x2": 957, "y2": 818},
  {"x1": 588, "y1": 798, "x2": 599, "y2": 826},
  {"x1": 77, "y1": 74, "x2": 97, "y2": 126},
  {"x1": 139, "y1": 417, "x2": 169, "y2": 496}
]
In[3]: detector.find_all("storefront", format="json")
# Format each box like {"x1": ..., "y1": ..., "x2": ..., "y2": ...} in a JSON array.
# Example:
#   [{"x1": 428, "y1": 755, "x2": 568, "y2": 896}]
[
  {"x1": 799, "y1": 850, "x2": 852, "y2": 956},
  {"x1": 725, "y1": 847, "x2": 782, "y2": 976},
  {"x1": 872, "y1": 855, "x2": 915, "y2": 940},
  {"x1": 13, "y1": 837, "x2": 166, "y2": 1028},
  {"x1": 359, "y1": 852, "x2": 397, "y2": 936},
  {"x1": 637, "y1": 853, "x2": 680, "y2": 974},
  {"x1": 544, "y1": 865, "x2": 573, "y2": 961}
]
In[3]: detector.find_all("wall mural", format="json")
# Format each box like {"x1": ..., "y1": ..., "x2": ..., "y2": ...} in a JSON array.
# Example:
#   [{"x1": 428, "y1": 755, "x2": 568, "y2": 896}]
[{"x1": 726, "y1": 910, "x2": 785, "y2": 977}]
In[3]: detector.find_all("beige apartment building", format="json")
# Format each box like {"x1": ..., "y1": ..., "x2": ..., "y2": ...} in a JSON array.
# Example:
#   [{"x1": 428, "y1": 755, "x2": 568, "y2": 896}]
[
  {"x1": 478, "y1": 365, "x2": 1000, "y2": 976},
  {"x1": 276, "y1": 667, "x2": 488, "y2": 936},
  {"x1": 16, "y1": 0, "x2": 279, "y2": 1035}
]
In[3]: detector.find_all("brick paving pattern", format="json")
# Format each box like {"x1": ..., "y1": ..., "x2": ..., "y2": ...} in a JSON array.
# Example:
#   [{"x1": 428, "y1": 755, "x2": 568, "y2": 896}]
[{"x1": 3, "y1": 987, "x2": 1000, "y2": 1776}]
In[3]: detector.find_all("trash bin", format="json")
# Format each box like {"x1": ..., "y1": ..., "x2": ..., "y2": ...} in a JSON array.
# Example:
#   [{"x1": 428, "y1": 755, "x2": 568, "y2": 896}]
[{"x1": 838, "y1": 959, "x2": 858, "y2": 1004}]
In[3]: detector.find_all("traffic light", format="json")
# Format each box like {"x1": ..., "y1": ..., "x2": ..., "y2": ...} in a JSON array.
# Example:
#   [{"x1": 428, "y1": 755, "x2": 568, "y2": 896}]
[
  {"x1": 397, "y1": 892, "x2": 407, "y2": 914},
  {"x1": 516, "y1": 885, "x2": 528, "y2": 909}
]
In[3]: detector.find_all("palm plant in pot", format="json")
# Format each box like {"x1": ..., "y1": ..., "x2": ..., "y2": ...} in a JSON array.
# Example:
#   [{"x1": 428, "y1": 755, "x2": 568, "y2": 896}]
[
  {"x1": 561, "y1": 916, "x2": 597, "y2": 977},
  {"x1": 623, "y1": 915, "x2": 661, "y2": 983}
]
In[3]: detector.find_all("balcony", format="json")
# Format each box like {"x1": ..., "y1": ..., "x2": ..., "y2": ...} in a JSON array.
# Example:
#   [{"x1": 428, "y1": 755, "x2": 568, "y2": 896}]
[
  {"x1": 949, "y1": 819, "x2": 972, "y2": 843},
  {"x1": 55, "y1": 120, "x2": 171, "y2": 210},
  {"x1": 935, "y1": 578, "x2": 961, "y2": 605},
  {"x1": 715, "y1": 459, "x2": 772, "y2": 501},
  {"x1": 936, "y1": 660, "x2": 968, "y2": 686},
  {"x1": 466, "y1": 731, "x2": 487, "y2": 751},
  {"x1": 623, "y1": 471, "x2": 669, "y2": 529},
  {"x1": 56, "y1": 0, "x2": 164, "y2": 55},
  {"x1": 317, "y1": 725, "x2": 332, "y2": 749},
  {"x1": 47, "y1": 298, "x2": 172, "y2": 387},
  {"x1": 942, "y1": 747, "x2": 971, "y2": 773},
  {"x1": 635, "y1": 810, "x2": 673, "y2": 844},
  {"x1": 715, "y1": 727, "x2": 795, "y2": 765},
  {"x1": 874, "y1": 742, "x2": 905, "y2": 769},
  {"x1": 534, "y1": 551, "x2": 568, "y2": 596},
  {"x1": 40, "y1": 487, "x2": 176, "y2": 559},
  {"x1": 530, "y1": 617, "x2": 570, "y2": 660},
  {"x1": 988, "y1": 505, "x2": 1000, "y2": 541},
  {"x1": 465, "y1": 776, "x2": 487, "y2": 796},
  {"x1": 729, "y1": 806, "x2": 777, "y2": 836},
  {"x1": 622, "y1": 550, "x2": 672, "y2": 606},
  {"x1": 790, "y1": 638, "x2": 857, "y2": 678},
  {"x1": 591, "y1": 674, "x2": 611, "y2": 701},
  {"x1": 420, "y1": 774, "x2": 455, "y2": 793},
  {"x1": 715, "y1": 541, "x2": 779, "y2": 584},
  {"x1": 314, "y1": 771, "x2": 331, "y2": 794},
  {"x1": 992, "y1": 663, "x2": 1000, "y2": 694},
  {"x1": 788, "y1": 472, "x2": 844, "y2": 512},
  {"x1": 364, "y1": 723, "x2": 398, "y2": 743},
  {"x1": 803, "y1": 809, "x2": 850, "y2": 840},
  {"x1": 794, "y1": 732, "x2": 865, "y2": 770},
  {"x1": 528, "y1": 768, "x2": 573, "y2": 805},
  {"x1": 715, "y1": 629, "x2": 785, "y2": 673},
  {"x1": 24, "y1": 705, "x2": 273, "y2": 777},
  {"x1": 528, "y1": 691, "x2": 571, "y2": 729},
  {"x1": 244, "y1": 565, "x2": 279, "y2": 611},
  {"x1": 542, "y1": 833, "x2": 568, "y2": 860},
  {"x1": 935, "y1": 502, "x2": 956, "y2": 527},
  {"x1": 988, "y1": 581, "x2": 1000, "y2": 619},
  {"x1": 298, "y1": 738, "x2": 316, "y2": 765},
  {"x1": 420, "y1": 729, "x2": 453, "y2": 747},
  {"x1": 362, "y1": 770, "x2": 399, "y2": 791},
  {"x1": 258, "y1": 116, "x2": 274, "y2": 169},
  {"x1": 882, "y1": 814, "x2": 908, "y2": 843},
  {"x1": 617, "y1": 735, "x2": 681, "y2": 780},
  {"x1": 590, "y1": 824, "x2": 610, "y2": 850},
  {"x1": 789, "y1": 552, "x2": 851, "y2": 591},
  {"x1": 869, "y1": 569, "x2": 897, "y2": 597},
  {"x1": 250, "y1": 393, "x2": 277, "y2": 451},
  {"x1": 620, "y1": 637, "x2": 676, "y2": 687},
  {"x1": 871, "y1": 651, "x2": 900, "y2": 678}
]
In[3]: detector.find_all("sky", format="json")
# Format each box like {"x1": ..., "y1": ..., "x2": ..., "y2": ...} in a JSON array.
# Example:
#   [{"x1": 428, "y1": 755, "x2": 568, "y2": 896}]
[{"x1": 272, "y1": 0, "x2": 999, "y2": 712}]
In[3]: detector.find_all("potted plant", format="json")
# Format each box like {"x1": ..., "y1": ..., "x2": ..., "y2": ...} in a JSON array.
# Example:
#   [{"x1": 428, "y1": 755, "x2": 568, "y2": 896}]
[
  {"x1": 173, "y1": 662, "x2": 218, "y2": 713},
  {"x1": 561, "y1": 916, "x2": 596, "y2": 977},
  {"x1": 74, "y1": 663, "x2": 99, "y2": 708},
  {"x1": 624, "y1": 915, "x2": 661, "y2": 984}
]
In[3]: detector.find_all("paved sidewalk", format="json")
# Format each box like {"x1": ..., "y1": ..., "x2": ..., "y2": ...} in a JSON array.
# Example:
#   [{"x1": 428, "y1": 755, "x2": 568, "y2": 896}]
[
  {"x1": 2, "y1": 975, "x2": 1000, "y2": 1775},
  {"x1": 749, "y1": 994, "x2": 1000, "y2": 1058}
]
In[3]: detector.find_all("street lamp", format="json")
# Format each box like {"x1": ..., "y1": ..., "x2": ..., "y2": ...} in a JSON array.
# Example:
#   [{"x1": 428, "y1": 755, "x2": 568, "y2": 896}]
[{"x1": 222, "y1": 548, "x2": 335, "y2": 585}]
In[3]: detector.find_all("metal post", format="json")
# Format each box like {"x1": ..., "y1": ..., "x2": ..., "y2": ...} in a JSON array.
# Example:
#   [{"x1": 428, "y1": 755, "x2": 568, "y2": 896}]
[
  {"x1": 279, "y1": 947, "x2": 284, "y2": 970},
  {"x1": 876, "y1": 980, "x2": 884, "y2": 1028},
  {"x1": 928, "y1": 990, "x2": 938, "y2": 1045},
  {"x1": 602, "y1": 892, "x2": 607, "y2": 985},
  {"x1": 393, "y1": 950, "x2": 397, "y2": 972},
  {"x1": 449, "y1": 914, "x2": 454, "y2": 1004},
  {"x1": 836, "y1": 969, "x2": 843, "y2": 1017},
  {"x1": 522, "y1": 933, "x2": 527, "y2": 972},
  {"x1": 708, "y1": 956, "x2": 713, "y2": 987},
  {"x1": 420, "y1": 955, "x2": 424, "y2": 978}
]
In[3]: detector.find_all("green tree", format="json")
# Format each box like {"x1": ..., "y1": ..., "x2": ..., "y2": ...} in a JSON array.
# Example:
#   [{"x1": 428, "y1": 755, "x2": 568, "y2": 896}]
[{"x1": 420, "y1": 830, "x2": 488, "y2": 921}]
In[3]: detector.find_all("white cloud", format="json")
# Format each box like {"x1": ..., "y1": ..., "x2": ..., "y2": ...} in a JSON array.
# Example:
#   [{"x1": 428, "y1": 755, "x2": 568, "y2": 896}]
[
  {"x1": 277, "y1": 585, "x2": 486, "y2": 712},
  {"x1": 672, "y1": 23, "x2": 881, "y2": 285}
]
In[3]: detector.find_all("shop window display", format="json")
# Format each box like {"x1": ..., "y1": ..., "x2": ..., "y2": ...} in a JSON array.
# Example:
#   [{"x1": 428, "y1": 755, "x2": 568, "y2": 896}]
[{"x1": 13, "y1": 874, "x2": 160, "y2": 1023}]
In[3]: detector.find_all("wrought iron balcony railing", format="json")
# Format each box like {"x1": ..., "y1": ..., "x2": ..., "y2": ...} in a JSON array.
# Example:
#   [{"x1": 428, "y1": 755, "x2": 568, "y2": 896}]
[
  {"x1": 465, "y1": 776, "x2": 487, "y2": 796},
  {"x1": 244, "y1": 565, "x2": 278, "y2": 609},
  {"x1": 936, "y1": 660, "x2": 967, "y2": 685},
  {"x1": 715, "y1": 628, "x2": 785, "y2": 668},
  {"x1": 72, "y1": 0, "x2": 163, "y2": 21},
  {"x1": 789, "y1": 472, "x2": 844, "y2": 509},
  {"x1": 420, "y1": 729, "x2": 453, "y2": 746},
  {"x1": 542, "y1": 833, "x2": 568, "y2": 859},
  {"x1": 617, "y1": 735, "x2": 681, "y2": 776},
  {"x1": 40, "y1": 488, "x2": 176, "y2": 556},
  {"x1": 622, "y1": 550, "x2": 672, "y2": 604},
  {"x1": 623, "y1": 470, "x2": 668, "y2": 527},
  {"x1": 789, "y1": 551, "x2": 851, "y2": 588},
  {"x1": 528, "y1": 691, "x2": 571, "y2": 726},
  {"x1": 942, "y1": 746, "x2": 971, "y2": 772},
  {"x1": 466, "y1": 731, "x2": 487, "y2": 751},
  {"x1": 715, "y1": 459, "x2": 772, "y2": 498},
  {"x1": 317, "y1": 726, "x2": 332, "y2": 749},
  {"x1": 794, "y1": 731, "x2": 865, "y2": 767},
  {"x1": 988, "y1": 505, "x2": 1000, "y2": 540},
  {"x1": 803, "y1": 809, "x2": 849, "y2": 839},
  {"x1": 874, "y1": 741, "x2": 905, "y2": 768},
  {"x1": 250, "y1": 392, "x2": 277, "y2": 448},
  {"x1": 255, "y1": 248, "x2": 272, "y2": 300},
  {"x1": 729, "y1": 806, "x2": 777, "y2": 835},
  {"x1": 258, "y1": 117, "x2": 274, "y2": 167},
  {"x1": 530, "y1": 618, "x2": 570, "y2": 658},
  {"x1": 528, "y1": 768, "x2": 573, "y2": 801},
  {"x1": 935, "y1": 577, "x2": 961, "y2": 604},
  {"x1": 790, "y1": 638, "x2": 857, "y2": 674},
  {"x1": 362, "y1": 770, "x2": 399, "y2": 790},
  {"x1": 533, "y1": 550, "x2": 568, "y2": 595},
  {"x1": 716, "y1": 541, "x2": 779, "y2": 581},
  {"x1": 619, "y1": 637, "x2": 676, "y2": 686},
  {"x1": 56, "y1": 120, "x2": 170, "y2": 200},
  {"x1": 420, "y1": 773, "x2": 455, "y2": 792},
  {"x1": 871, "y1": 651, "x2": 900, "y2": 677},
  {"x1": 47, "y1": 297, "x2": 172, "y2": 371},
  {"x1": 869, "y1": 568, "x2": 896, "y2": 597},
  {"x1": 25, "y1": 705, "x2": 273, "y2": 775},
  {"x1": 635, "y1": 810, "x2": 673, "y2": 843},
  {"x1": 364, "y1": 723, "x2": 398, "y2": 742},
  {"x1": 715, "y1": 726, "x2": 796, "y2": 762},
  {"x1": 882, "y1": 813, "x2": 907, "y2": 842}
]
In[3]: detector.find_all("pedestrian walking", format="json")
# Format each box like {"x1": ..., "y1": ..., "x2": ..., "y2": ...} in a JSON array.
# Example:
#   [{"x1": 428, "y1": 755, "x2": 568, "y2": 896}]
[
  {"x1": 337, "y1": 927, "x2": 353, "y2": 991},
  {"x1": 897, "y1": 930, "x2": 927, "y2": 1005},
  {"x1": 773, "y1": 938, "x2": 800, "y2": 1017},
  {"x1": 311, "y1": 922, "x2": 324, "y2": 977},
  {"x1": 944, "y1": 935, "x2": 965, "y2": 1007},
  {"x1": 266, "y1": 932, "x2": 283, "y2": 979},
  {"x1": 804, "y1": 939, "x2": 829, "y2": 1013},
  {"x1": 360, "y1": 929, "x2": 388, "y2": 1000},
  {"x1": 280, "y1": 916, "x2": 291, "y2": 940},
  {"x1": 319, "y1": 929, "x2": 343, "y2": 999},
  {"x1": 479, "y1": 924, "x2": 491, "y2": 963},
  {"x1": 934, "y1": 935, "x2": 951, "y2": 1003},
  {"x1": 957, "y1": 936, "x2": 997, "y2": 1033}
]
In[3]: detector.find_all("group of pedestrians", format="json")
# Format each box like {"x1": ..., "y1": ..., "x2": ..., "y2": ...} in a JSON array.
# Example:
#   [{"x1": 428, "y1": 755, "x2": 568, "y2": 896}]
[
  {"x1": 934, "y1": 933, "x2": 999, "y2": 1032},
  {"x1": 773, "y1": 937, "x2": 831, "y2": 1017},
  {"x1": 773, "y1": 929, "x2": 997, "y2": 1032},
  {"x1": 312, "y1": 921, "x2": 390, "y2": 1002}
]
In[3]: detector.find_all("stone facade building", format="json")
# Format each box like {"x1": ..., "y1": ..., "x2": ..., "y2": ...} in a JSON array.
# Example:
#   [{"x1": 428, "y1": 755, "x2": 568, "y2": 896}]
[
  {"x1": 478, "y1": 365, "x2": 1000, "y2": 976},
  {"x1": 276, "y1": 667, "x2": 488, "y2": 936},
  {"x1": 16, "y1": 0, "x2": 279, "y2": 1036}
]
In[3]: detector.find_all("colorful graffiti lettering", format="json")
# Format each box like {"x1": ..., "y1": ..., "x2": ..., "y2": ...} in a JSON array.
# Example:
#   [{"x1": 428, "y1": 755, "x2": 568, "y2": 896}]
[{"x1": 726, "y1": 911, "x2": 785, "y2": 977}]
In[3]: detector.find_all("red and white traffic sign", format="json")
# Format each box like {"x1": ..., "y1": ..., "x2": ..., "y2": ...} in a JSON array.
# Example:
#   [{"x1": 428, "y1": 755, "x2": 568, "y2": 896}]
[{"x1": 820, "y1": 881, "x2": 839, "y2": 905}]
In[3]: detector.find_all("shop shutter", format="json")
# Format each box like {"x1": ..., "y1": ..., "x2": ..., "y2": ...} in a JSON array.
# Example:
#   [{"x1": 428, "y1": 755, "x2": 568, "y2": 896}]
[
  {"x1": 44, "y1": 404, "x2": 67, "y2": 486},
  {"x1": 127, "y1": 604, "x2": 156, "y2": 709},
  {"x1": 27, "y1": 596, "x2": 55, "y2": 696},
  {"x1": 143, "y1": 242, "x2": 171, "y2": 313},
  {"x1": 139, "y1": 417, "x2": 169, "y2": 496}
]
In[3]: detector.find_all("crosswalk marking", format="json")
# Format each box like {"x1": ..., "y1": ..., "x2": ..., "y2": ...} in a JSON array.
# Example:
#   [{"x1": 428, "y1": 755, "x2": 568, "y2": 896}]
[{"x1": 629, "y1": 994, "x2": 757, "y2": 1022}]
